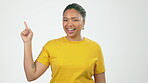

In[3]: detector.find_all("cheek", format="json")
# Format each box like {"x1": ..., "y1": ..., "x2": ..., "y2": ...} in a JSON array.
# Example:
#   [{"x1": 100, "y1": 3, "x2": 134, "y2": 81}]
[
  {"x1": 76, "y1": 22, "x2": 83, "y2": 28},
  {"x1": 63, "y1": 22, "x2": 67, "y2": 27}
]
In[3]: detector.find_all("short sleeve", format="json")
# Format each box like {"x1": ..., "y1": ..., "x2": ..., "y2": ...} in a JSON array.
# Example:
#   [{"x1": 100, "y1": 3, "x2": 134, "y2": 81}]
[
  {"x1": 36, "y1": 46, "x2": 50, "y2": 67},
  {"x1": 94, "y1": 46, "x2": 106, "y2": 74}
]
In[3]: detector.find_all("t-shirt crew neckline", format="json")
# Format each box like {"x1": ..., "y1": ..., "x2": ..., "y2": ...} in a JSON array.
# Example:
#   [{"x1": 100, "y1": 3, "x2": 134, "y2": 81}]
[{"x1": 62, "y1": 36, "x2": 86, "y2": 44}]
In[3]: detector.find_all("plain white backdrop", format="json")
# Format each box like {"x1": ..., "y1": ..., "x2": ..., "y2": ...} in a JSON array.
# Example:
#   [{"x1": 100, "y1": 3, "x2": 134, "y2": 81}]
[{"x1": 0, "y1": 0, "x2": 147, "y2": 83}]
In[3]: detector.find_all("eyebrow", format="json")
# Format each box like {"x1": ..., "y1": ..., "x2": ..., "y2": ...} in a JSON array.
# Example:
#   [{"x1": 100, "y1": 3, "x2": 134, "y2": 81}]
[{"x1": 63, "y1": 17, "x2": 79, "y2": 19}]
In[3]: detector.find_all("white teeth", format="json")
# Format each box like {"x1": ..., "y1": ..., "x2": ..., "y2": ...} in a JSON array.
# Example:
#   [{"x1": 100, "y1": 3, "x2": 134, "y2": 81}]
[{"x1": 68, "y1": 29, "x2": 75, "y2": 30}]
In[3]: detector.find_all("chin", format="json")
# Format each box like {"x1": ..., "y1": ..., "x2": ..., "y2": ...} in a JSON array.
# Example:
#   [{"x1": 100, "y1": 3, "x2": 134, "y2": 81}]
[{"x1": 67, "y1": 34, "x2": 75, "y2": 38}]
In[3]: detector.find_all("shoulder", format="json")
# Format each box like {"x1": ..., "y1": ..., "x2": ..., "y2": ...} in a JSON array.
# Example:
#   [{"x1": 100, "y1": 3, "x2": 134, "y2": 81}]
[
  {"x1": 85, "y1": 38, "x2": 102, "y2": 50},
  {"x1": 43, "y1": 37, "x2": 63, "y2": 48},
  {"x1": 44, "y1": 37, "x2": 63, "y2": 47}
]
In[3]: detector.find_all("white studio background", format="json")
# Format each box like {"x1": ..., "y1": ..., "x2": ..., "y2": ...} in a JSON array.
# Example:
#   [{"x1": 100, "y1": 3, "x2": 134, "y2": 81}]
[{"x1": 0, "y1": 0, "x2": 147, "y2": 83}]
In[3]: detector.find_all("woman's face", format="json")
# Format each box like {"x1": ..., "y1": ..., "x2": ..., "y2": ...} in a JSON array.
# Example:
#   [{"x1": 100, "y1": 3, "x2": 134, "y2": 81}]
[{"x1": 63, "y1": 9, "x2": 85, "y2": 38}]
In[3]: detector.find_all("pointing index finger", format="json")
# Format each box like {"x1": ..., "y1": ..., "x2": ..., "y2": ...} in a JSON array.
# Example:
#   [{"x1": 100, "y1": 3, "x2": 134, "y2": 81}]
[{"x1": 24, "y1": 21, "x2": 29, "y2": 29}]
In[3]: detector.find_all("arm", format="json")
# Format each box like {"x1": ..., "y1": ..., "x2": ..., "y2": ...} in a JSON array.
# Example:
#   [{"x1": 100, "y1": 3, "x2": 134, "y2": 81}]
[
  {"x1": 24, "y1": 42, "x2": 48, "y2": 81},
  {"x1": 94, "y1": 72, "x2": 106, "y2": 83},
  {"x1": 21, "y1": 22, "x2": 48, "y2": 81}
]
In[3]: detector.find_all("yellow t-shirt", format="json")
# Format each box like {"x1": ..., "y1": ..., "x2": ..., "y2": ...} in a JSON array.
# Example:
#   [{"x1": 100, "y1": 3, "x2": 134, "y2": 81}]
[{"x1": 36, "y1": 36, "x2": 105, "y2": 83}]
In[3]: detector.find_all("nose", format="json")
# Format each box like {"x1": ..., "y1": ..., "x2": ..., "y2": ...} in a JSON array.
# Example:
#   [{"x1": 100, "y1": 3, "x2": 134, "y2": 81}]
[{"x1": 67, "y1": 20, "x2": 73, "y2": 27}]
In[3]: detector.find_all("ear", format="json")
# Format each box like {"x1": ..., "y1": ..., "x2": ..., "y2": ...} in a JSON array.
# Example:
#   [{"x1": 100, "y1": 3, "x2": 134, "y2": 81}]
[{"x1": 82, "y1": 20, "x2": 85, "y2": 28}]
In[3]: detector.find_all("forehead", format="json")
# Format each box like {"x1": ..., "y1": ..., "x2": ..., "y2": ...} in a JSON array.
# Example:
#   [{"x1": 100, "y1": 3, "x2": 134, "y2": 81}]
[{"x1": 63, "y1": 9, "x2": 81, "y2": 18}]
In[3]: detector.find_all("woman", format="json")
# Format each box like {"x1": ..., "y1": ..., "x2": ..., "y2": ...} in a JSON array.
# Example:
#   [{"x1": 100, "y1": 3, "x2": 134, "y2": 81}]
[{"x1": 21, "y1": 3, "x2": 106, "y2": 83}]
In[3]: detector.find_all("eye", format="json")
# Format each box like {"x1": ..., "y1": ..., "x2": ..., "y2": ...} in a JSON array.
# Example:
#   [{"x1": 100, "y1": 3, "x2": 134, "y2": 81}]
[
  {"x1": 73, "y1": 19, "x2": 79, "y2": 21},
  {"x1": 63, "y1": 19, "x2": 68, "y2": 21}
]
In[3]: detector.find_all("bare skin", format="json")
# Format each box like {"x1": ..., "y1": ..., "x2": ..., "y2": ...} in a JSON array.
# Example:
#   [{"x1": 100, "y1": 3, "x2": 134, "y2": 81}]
[
  {"x1": 21, "y1": 22, "x2": 48, "y2": 81},
  {"x1": 94, "y1": 73, "x2": 106, "y2": 83},
  {"x1": 63, "y1": 9, "x2": 85, "y2": 41}
]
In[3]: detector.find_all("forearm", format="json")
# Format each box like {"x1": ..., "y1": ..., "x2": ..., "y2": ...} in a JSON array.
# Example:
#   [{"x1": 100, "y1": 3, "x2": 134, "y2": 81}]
[
  {"x1": 24, "y1": 42, "x2": 36, "y2": 81},
  {"x1": 94, "y1": 73, "x2": 106, "y2": 83}
]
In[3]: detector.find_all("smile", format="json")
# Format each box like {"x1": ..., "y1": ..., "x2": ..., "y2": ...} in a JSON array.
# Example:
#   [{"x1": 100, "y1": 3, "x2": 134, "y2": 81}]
[
  {"x1": 66, "y1": 28, "x2": 76, "y2": 33},
  {"x1": 67, "y1": 28, "x2": 76, "y2": 31}
]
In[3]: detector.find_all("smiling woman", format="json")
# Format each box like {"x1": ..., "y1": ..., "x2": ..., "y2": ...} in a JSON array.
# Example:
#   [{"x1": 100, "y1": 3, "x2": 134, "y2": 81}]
[
  {"x1": 62, "y1": 4, "x2": 86, "y2": 41},
  {"x1": 63, "y1": 8, "x2": 85, "y2": 41},
  {"x1": 21, "y1": 3, "x2": 106, "y2": 83}
]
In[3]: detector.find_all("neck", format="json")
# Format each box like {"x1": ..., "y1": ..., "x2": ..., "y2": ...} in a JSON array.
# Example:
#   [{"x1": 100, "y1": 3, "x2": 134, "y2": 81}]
[{"x1": 66, "y1": 35, "x2": 84, "y2": 41}]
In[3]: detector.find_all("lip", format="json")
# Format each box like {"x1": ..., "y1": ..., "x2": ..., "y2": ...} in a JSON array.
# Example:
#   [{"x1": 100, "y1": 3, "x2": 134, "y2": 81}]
[
  {"x1": 67, "y1": 28, "x2": 76, "y2": 30},
  {"x1": 66, "y1": 28, "x2": 76, "y2": 34}
]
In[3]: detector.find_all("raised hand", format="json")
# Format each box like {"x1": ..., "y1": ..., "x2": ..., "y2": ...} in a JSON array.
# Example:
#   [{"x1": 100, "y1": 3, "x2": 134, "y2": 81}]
[{"x1": 21, "y1": 21, "x2": 33, "y2": 43}]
